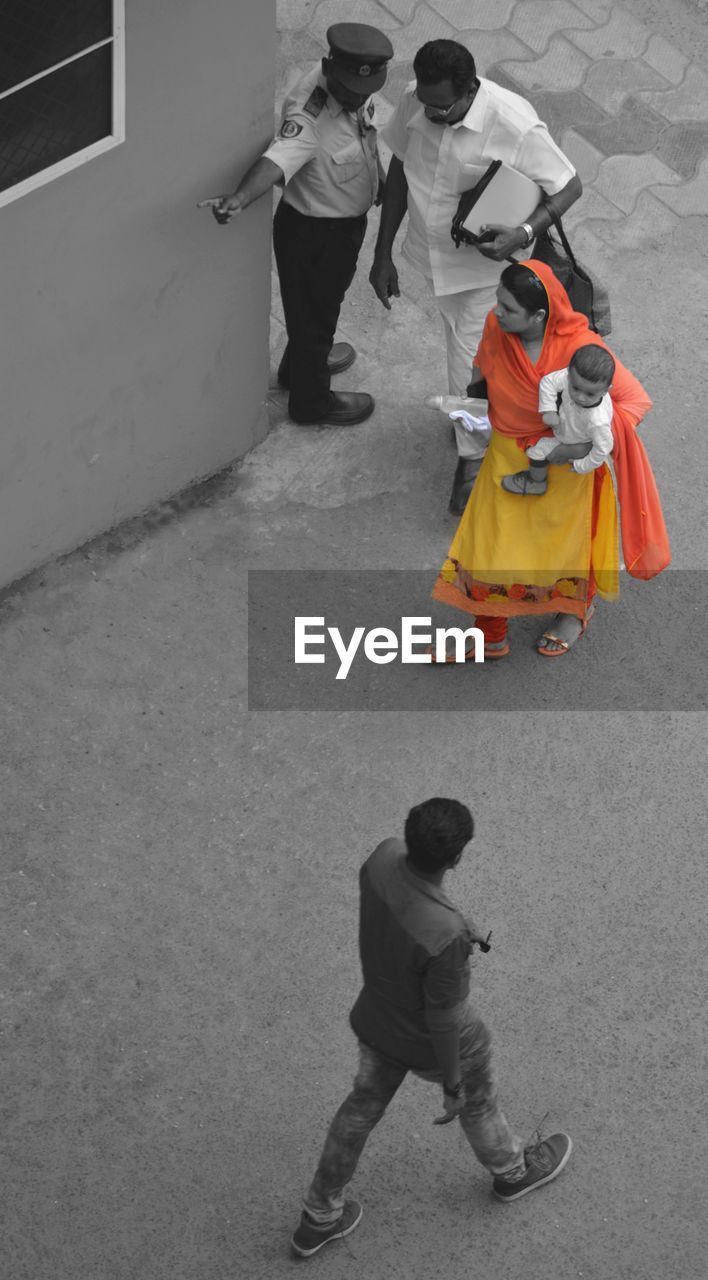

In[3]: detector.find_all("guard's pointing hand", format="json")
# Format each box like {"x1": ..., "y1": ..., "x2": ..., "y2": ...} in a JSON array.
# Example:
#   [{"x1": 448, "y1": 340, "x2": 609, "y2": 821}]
[{"x1": 197, "y1": 195, "x2": 242, "y2": 226}]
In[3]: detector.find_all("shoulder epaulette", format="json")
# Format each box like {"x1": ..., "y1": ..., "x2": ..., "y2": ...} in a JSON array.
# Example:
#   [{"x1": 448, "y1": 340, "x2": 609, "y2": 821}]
[{"x1": 303, "y1": 85, "x2": 328, "y2": 118}]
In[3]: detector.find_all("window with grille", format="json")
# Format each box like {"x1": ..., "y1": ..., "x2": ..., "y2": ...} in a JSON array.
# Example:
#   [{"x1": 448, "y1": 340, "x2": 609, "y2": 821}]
[{"x1": 0, "y1": 0, "x2": 125, "y2": 207}]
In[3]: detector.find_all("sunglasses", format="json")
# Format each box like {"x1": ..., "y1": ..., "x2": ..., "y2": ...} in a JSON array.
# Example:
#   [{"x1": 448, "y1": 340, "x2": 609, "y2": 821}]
[{"x1": 414, "y1": 82, "x2": 477, "y2": 119}]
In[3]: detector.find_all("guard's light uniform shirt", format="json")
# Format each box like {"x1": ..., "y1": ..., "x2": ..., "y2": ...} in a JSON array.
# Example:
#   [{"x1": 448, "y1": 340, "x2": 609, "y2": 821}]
[
  {"x1": 383, "y1": 79, "x2": 576, "y2": 295},
  {"x1": 262, "y1": 67, "x2": 380, "y2": 217}
]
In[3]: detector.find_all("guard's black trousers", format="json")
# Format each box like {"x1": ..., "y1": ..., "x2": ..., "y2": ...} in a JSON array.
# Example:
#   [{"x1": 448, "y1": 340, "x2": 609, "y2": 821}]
[{"x1": 273, "y1": 200, "x2": 367, "y2": 422}]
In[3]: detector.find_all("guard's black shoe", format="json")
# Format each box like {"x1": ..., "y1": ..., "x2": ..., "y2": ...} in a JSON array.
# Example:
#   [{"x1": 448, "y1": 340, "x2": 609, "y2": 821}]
[
  {"x1": 448, "y1": 457, "x2": 482, "y2": 514},
  {"x1": 291, "y1": 1200, "x2": 363, "y2": 1257},
  {"x1": 293, "y1": 392, "x2": 374, "y2": 427},
  {"x1": 277, "y1": 342, "x2": 356, "y2": 387}
]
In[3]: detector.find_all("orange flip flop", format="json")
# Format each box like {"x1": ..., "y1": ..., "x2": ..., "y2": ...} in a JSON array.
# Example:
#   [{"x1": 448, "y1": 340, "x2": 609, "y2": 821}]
[{"x1": 537, "y1": 604, "x2": 595, "y2": 658}]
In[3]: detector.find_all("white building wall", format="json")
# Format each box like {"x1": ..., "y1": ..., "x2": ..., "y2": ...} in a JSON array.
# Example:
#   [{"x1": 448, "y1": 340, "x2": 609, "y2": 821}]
[{"x1": 0, "y1": 1, "x2": 275, "y2": 586}]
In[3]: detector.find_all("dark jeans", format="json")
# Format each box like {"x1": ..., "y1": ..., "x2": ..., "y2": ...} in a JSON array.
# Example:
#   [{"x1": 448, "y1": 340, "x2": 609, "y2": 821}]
[
  {"x1": 303, "y1": 1021, "x2": 525, "y2": 1226},
  {"x1": 273, "y1": 200, "x2": 367, "y2": 422}
]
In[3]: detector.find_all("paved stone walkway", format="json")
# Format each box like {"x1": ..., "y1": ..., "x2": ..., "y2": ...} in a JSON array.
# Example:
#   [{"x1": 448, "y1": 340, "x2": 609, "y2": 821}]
[{"x1": 276, "y1": 0, "x2": 708, "y2": 261}]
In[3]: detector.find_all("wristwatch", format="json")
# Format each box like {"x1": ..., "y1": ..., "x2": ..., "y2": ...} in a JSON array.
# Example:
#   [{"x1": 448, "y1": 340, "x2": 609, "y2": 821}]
[{"x1": 443, "y1": 1080, "x2": 463, "y2": 1099}]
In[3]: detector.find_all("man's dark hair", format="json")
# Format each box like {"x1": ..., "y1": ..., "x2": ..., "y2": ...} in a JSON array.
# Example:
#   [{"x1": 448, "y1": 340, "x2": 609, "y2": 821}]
[
  {"x1": 413, "y1": 40, "x2": 477, "y2": 96},
  {"x1": 569, "y1": 344, "x2": 615, "y2": 385},
  {"x1": 500, "y1": 263, "x2": 549, "y2": 317},
  {"x1": 404, "y1": 798, "x2": 473, "y2": 872}
]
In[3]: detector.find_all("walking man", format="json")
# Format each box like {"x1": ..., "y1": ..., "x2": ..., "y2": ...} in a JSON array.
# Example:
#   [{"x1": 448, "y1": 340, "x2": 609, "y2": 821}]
[
  {"x1": 290, "y1": 797, "x2": 572, "y2": 1258},
  {"x1": 370, "y1": 40, "x2": 582, "y2": 511},
  {"x1": 199, "y1": 24, "x2": 393, "y2": 427}
]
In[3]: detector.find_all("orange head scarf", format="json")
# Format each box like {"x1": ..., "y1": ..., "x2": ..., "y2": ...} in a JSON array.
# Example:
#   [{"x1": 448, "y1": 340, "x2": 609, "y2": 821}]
[{"x1": 475, "y1": 258, "x2": 600, "y2": 440}]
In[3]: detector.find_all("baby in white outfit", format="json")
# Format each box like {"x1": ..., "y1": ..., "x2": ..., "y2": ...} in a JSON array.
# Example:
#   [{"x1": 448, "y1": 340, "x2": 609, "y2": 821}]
[{"x1": 502, "y1": 345, "x2": 615, "y2": 496}]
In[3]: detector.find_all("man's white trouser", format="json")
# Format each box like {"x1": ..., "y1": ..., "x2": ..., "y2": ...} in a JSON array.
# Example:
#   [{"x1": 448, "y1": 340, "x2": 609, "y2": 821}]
[{"x1": 433, "y1": 282, "x2": 498, "y2": 460}]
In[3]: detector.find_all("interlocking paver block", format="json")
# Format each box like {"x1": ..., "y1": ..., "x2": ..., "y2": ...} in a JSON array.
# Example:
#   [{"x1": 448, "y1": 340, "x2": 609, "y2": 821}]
[
  {"x1": 592, "y1": 189, "x2": 679, "y2": 251},
  {"x1": 559, "y1": 128, "x2": 604, "y2": 183},
  {"x1": 582, "y1": 58, "x2": 669, "y2": 114},
  {"x1": 380, "y1": 63, "x2": 415, "y2": 106},
  {"x1": 570, "y1": 0, "x2": 611, "y2": 19},
  {"x1": 576, "y1": 97, "x2": 666, "y2": 157},
  {"x1": 643, "y1": 34, "x2": 689, "y2": 88},
  {"x1": 654, "y1": 122, "x2": 708, "y2": 181},
  {"x1": 385, "y1": 6, "x2": 456, "y2": 59},
  {"x1": 275, "y1": 62, "x2": 311, "y2": 112},
  {"x1": 554, "y1": 222, "x2": 611, "y2": 266},
  {"x1": 312, "y1": 0, "x2": 401, "y2": 41},
  {"x1": 500, "y1": 37, "x2": 590, "y2": 92},
  {"x1": 276, "y1": 29, "x2": 327, "y2": 104},
  {"x1": 487, "y1": 63, "x2": 534, "y2": 98},
  {"x1": 427, "y1": 0, "x2": 515, "y2": 29},
  {"x1": 458, "y1": 30, "x2": 535, "y2": 75},
  {"x1": 492, "y1": 85, "x2": 606, "y2": 141},
  {"x1": 637, "y1": 66, "x2": 708, "y2": 123},
  {"x1": 566, "y1": 8, "x2": 649, "y2": 60},
  {"x1": 277, "y1": 26, "x2": 327, "y2": 67},
  {"x1": 651, "y1": 156, "x2": 708, "y2": 217},
  {"x1": 276, "y1": 0, "x2": 318, "y2": 31},
  {"x1": 378, "y1": 0, "x2": 418, "y2": 20},
  {"x1": 562, "y1": 186, "x2": 624, "y2": 227},
  {"x1": 508, "y1": 1, "x2": 594, "y2": 55},
  {"x1": 594, "y1": 153, "x2": 681, "y2": 214}
]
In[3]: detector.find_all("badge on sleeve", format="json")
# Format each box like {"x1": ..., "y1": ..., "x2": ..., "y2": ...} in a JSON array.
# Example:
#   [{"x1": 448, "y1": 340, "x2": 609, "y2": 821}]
[{"x1": 280, "y1": 119, "x2": 303, "y2": 139}]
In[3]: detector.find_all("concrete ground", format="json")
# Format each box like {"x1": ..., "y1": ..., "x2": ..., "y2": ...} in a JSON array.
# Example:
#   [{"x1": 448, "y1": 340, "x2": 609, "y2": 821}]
[{"x1": 3, "y1": 2, "x2": 708, "y2": 1278}]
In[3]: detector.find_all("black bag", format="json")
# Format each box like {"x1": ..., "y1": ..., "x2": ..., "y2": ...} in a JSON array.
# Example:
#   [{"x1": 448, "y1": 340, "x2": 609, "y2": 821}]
[
  {"x1": 533, "y1": 200, "x2": 612, "y2": 335},
  {"x1": 452, "y1": 173, "x2": 612, "y2": 334}
]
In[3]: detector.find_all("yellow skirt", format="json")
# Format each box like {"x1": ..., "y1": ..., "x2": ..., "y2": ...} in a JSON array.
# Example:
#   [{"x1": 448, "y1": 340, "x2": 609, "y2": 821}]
[{"x1": 433, "y1": 431, "x2": 619, "y2": 621}]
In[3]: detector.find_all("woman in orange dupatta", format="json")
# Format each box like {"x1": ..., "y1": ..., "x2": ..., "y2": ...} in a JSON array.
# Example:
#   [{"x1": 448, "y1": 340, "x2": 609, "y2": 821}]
[{"x1": 432, "y1": 259, "x2": 670, "y2": 657}]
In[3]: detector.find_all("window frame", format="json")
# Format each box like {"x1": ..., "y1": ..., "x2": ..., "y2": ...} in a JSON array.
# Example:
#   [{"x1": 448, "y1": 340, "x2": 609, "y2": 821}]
[{"x1": 0, "y1": 0, "x2": 125, "y2": 208}]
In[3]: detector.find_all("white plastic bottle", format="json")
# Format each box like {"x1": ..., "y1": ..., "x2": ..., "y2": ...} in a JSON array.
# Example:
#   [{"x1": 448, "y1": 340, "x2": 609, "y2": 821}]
[{"x1": 425, "y1": 395, "x2": 486, "y2": 412}]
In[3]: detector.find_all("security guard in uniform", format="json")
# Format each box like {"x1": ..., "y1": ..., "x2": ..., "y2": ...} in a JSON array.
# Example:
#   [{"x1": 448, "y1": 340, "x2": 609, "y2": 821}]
[{"x1": 199, "y1": 25, "x2": 394, "y2": 427}]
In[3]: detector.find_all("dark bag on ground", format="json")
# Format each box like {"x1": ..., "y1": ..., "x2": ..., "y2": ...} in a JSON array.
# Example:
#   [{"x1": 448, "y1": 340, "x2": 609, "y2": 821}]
[{"x1": 533, "y1": 199, "x2": 612, "y2": 335}]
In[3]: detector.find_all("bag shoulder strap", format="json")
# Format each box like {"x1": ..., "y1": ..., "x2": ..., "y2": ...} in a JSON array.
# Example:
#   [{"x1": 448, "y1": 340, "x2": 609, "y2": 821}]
[
  {"x1": 452, "y1": 159, "x2": 502, "y2": 227},
  {"x1": 542, "y1": 196, "x2": 580, "y2": 271},
  {"x1": 451, "y1": 160, "x2": 502, "y2": 247}
]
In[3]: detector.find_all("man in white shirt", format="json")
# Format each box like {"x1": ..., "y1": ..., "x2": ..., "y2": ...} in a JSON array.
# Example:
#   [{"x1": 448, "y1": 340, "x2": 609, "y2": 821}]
[{"x1": 370, "y1": 40, "x2": 582, "y2": 511}]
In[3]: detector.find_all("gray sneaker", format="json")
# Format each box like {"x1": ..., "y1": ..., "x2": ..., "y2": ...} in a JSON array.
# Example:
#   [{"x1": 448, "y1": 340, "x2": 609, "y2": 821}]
[
  {"x1": 291, "y1": 1199, "x2": 363, "y2": 1257},
  {"x1": 493, "y1": 1132, "x2": 572, "y2": 1202}
]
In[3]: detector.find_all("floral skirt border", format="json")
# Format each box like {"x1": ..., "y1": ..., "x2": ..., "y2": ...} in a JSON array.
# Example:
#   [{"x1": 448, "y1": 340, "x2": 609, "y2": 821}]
[{"x1": 432, "y1": 564, "x2": 592, "y2": 620}]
